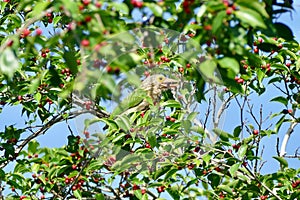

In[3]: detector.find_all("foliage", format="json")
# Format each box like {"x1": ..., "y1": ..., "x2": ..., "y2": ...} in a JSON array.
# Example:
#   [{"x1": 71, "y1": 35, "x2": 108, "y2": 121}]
[{"x1": 0, "y1": 0, "x2": 299, "y2": 199}]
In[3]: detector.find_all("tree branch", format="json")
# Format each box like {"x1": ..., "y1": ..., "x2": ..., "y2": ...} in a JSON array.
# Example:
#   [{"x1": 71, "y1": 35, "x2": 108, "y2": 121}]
[{"x1": 280, "y1": 121, "x2": 298, "y2": 157}]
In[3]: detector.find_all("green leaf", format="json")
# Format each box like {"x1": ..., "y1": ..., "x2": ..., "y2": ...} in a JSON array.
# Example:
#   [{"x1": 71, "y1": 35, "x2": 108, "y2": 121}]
[
  {"x1": 218, "y1": 57, "x2": 240, "y2": 74},
  {"x1": 164, "y1": 168, "x2": 177, "y2": 181},
  {"x1": 218, "y1": 185, "x2": 233, "y2": 195},
  {"x1": 133, "y1": 190, "x2": 143, "y2": 199},
  {"x1": 235, "y1": 8, "x2": 266, "y2": 29},
  {"x1": 0, "y1": 48, "x2": 19, "y2": 79},
  {"x1": 273, "y1": 115, "x2": 285, "y2": 134},
  {"x1": 282, "y1": 49, "x2": 298, "y2": 61},
  {"x1": 213, "y1": 128, "x2": 231, "y2": 142},
  {"x1": 73, "y1": 189, "x2": 82, "y2": 200},
  {"x1": 272, "y1": 63, "x2": 289, "y2": 71},
  {"x1": 146, "y1": 3, "x2": 163, "y2": 17},
  {"x1": 115, "y1": 115, "x2": 131, "y2": 132},
  {"x1": 274, "y1": 23, "x2": 294, "y2": 41},
  {"x1": 236, "y1": 0, "x2": 269, "y2": 18},
  {"x1": 147, "y1": 132, "x2": 157, "y2": 148},
  {"x1": 238, "y1": 144, "x2": 248, "y2": 159},
  {"x1": 273, "y1": 156, "x2": 288, "y2": 169},
  {"x1": 166, "y1": 186, "x2": 181, "y2": 200},
  {"x1": 153, "y1": 164, "x2": 173, "y2": 180},
  {"x1": 53, "y1": 16, "x2": 62, "y2": 26},
  {"x1": 161, "y1": 100, "x2": 181, "y2": 108},
  {"x1": 28, "y1": 140, "x2": 40, "y2": 154},
  {"x1": 197, "y1": 60, "x2": 221, "y2": 83},
  {"x1": 95, "y1": 193, "x2": 105, "y2": 200},
  {"x1": 212, "y1": 10, "x2": 226, "y2": 34},
  {"x1": 110, "y1": 2, "x2": 129, "y2": 15},
  {"x1": 0, "y1": 169, "x2": 5, "y2": 179},
  {"x1": 202, "y1": 153, "x2": 212, "y2": 164},
  {"x1": 112, "y1": 154, "x2": 141, "y2": 172},
  {"x1": 229, "y1": 163, "x2": 240, "y2": 177},
  {"x1": 268, "y1": 77, "x2": 282, "y2": 84},
  {"x1": 27, "y1": 1, "x2": 50, "y2": 18},
  {"x1": 233, "y1": 126, "x2": 242, "y2": 138},
  {"x1": 270, "y1": 96, "x2": 288, "y2": 106}
]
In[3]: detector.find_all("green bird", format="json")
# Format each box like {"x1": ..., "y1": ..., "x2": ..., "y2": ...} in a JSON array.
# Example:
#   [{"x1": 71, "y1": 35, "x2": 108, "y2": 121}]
[{"x1": 111, "y1": 74, "x2": 179, "y2": 117}]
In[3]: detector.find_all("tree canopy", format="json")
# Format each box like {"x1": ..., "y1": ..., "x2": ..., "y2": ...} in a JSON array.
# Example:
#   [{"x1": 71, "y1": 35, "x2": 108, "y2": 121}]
[{"x1": 0, "y1": 0, "x2": 299, "y2": 199}]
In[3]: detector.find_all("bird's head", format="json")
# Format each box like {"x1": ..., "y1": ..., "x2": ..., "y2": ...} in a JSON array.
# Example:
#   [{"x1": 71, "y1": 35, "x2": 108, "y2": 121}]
[{"x1": 142, "y1": 74, "x2": 179, "y2": 90}]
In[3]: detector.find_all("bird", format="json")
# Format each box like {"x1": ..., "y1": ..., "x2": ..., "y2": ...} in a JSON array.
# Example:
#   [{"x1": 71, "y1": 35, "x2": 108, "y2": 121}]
[{"x1": 111, "y1": 74, "x2": 179, "y2": 117}]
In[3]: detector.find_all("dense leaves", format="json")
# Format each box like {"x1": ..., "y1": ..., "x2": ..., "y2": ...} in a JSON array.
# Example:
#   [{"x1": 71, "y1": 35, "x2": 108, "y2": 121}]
[{"x1": 0, "y1": 0, "x2": 299, "y2": 199}]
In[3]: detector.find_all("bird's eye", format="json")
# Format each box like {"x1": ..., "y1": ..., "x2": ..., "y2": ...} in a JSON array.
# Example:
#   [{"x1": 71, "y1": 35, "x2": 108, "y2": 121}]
[{"x1": 158, "y1": 76, "x2": 164, "y2": 81}]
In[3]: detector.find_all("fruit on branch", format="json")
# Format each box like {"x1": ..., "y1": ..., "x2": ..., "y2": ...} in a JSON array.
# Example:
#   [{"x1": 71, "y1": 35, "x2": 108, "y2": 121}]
[{"x1": 253, "y1": 130, "x2": 259, "y2": 135}]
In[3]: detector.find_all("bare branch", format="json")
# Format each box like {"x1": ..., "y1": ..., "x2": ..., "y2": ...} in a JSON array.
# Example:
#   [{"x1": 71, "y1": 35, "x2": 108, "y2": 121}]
[{"x1": 280, "y1": 121, "x2": 298, "y2": 157}]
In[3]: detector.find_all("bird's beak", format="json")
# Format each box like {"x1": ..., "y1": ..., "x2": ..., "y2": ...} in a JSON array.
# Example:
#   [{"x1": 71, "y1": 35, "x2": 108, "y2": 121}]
[{"x1": 161, "y1": 77, "x2": 179, "y2": 89}]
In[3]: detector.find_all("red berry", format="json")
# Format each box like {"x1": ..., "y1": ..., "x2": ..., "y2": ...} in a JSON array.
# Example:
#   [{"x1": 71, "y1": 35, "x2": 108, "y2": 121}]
[
  {"x1": 20, "y1": 196, "x2": 26, "y2": 200},
  {"x1": 41, "y1": 52, "x2": 47, "y2": 58},
  {"x1": 81, "y1": 39, "x2": 90, "y2": 47},
  {"x1": 35, "y1": 28, "x2": 42, "y2": 36},
  {"x1": 232, "y1": 144, "x2": 240, "y2": 150},
  {"x1": 72, "y1": 164, "x2": 77, "y2": 170},
  {"x1": 156, "y1": 186, "x2": 165, "y2": 193},
  {"x1": 253, "y1": 130, "x2": 259, "y2": 135},
  {"x1": 286, "y1": 63, "x2": 291, "y2": 67},
  {"x1": 258, "y1": 38, "x2": 263, "y2": 43},
  {"x1": 187, "y1": 163, "x2": 195, "y2": 169},
  {"x1": 72, "y1": 185, "x2": 77, "y2": 190},
  {"x1": 145, "y1": 143, "x2": 151, "y2": 149},
  {"x1": 133, "y1": 184, "x2": 140, "y2": 190},
  {"x1": 186, "y1": 63, "x2": 191, "y2": 68},
  {"x1": 85, "y1": 16, "x2": 92, "y2": 22},
  {"x1": 226, "y1": 7, "x2": 233, "y2": 15},
  {"x1": 21, "y1": 29, "x2": 31, "y2": 38},
  {"x1": 106, "y1": 66, "x2": 113, "y2": 73},
  {"x1": 278, "y1": 43, "x2": 283, "y2": 49},
  {"x1": 114, "y1": 67, "x2": 120, "y2": 75},
  {"x1": 188, "y1": 33, "x2": 195, "y2": 37},
  {"x1": 83, "y1": 130, "x2": 90, "y2": 138},
  {"x1": 17, "y1": 95, "x2": 23, "y2": 101},
  {"x1": 178, "y1": 67, "x2": 184, "y2": 73},
  {"x1": 254, "y1": 47, "x2": 259, "y2": 54},
  {"x1": 82, "y1": 0, "x2": 90, "y2": 6},
  {"x1": 215, "y1": 167, "x2": 221, "y2": 172},
  {"x1": 95, "y1": 2, "x2": 102, "y2": 8},
  {"x1": 170, "y1": 117, "x2": 176, "y2": 122},
  {"x1": 131, "y1": 0, "x2": 143, "y2": 8},
  {"x1": 237, "y1": 78, "x2": 244, "y2": 84},
  {"x1": 194, "y1": 146, "x2": 200, "y2": 152},
  {"x1": 260, "y1": 195, "x2": 268, "y2": 200},
  {"x1": 204, "y1": 25, "x2": 212, "y2": 31},
  {"x1": 141, "y1": 188, "x2": 146, "y2": 194}
]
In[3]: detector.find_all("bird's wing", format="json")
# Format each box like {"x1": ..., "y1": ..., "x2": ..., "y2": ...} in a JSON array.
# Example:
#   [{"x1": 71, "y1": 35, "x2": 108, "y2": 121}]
[{"x1": 111, "y1": 88, "x2": 151, "y2": 117}]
